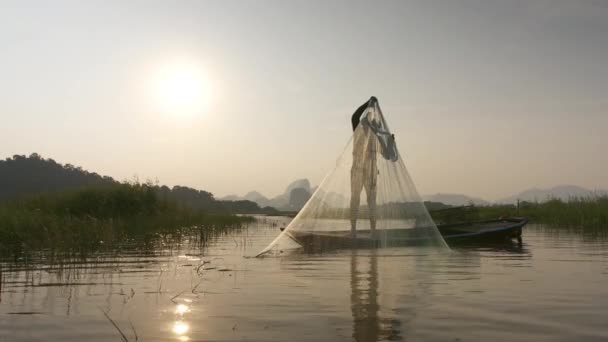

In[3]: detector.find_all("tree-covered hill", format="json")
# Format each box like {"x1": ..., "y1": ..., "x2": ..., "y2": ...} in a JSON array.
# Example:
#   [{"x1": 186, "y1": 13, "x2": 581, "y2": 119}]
[
  {"x1": 0, "y1": 153, "x2": 276, "y2": 214},
  {"x1": 0, "y1": 153, "x2": 116, "y2": 199}
]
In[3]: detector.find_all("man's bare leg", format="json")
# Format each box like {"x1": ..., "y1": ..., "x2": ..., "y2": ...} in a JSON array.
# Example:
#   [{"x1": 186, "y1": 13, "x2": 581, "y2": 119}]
[
  {"x1": 350, "y1": 190, "x2": 360, "y2": 238},
  {"x1": 350, "y1": 168, "x2": 363, "y2": 239},
  {"x1": 366, "y1": 186, "x2": 377, "y2": 238},
  {"x1": 364, "y1": 167, "x2": 378, "y2": 238}
]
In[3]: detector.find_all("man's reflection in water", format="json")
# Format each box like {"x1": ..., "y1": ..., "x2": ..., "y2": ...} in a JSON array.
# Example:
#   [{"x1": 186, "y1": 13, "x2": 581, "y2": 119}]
[{"x1": 350, "y1": 250, "x2": 402, "y2": 341}]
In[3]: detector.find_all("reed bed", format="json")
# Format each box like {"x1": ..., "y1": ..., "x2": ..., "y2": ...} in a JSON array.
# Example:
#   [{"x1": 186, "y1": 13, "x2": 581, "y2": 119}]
[
  {"x1": 0, "y1": 183, "x2": 253, "y2": 255},
  {"x1": 431, "y1": 196, "x2": 608, "y2": 231}
]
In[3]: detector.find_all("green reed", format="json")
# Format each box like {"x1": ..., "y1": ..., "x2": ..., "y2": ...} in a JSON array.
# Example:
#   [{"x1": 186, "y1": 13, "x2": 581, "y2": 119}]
[
  {"x1": 0, "y1": 182, "x2": 253, "y2": 255},
  {"x1": 433, "y1": 196, "x2": 608, "y2": 230}
]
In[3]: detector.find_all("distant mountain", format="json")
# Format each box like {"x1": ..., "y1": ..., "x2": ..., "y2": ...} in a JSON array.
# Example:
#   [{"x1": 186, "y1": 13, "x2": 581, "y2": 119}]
[
  {"x1": 498, "y1": 185, "x2": 608, "y2": 204},
  {"x1": 220, "y1": 194, "x2": 241, "y2": 201},
  {"x1": 221, "y1": 178, "x2": 312, "y2": 211},
  {"x1": 286, "y1": 179, "x2": 311, "y2": 195},
  {"x1": 243, "y1": 191, "x2": 269, "y2": 203},
  {"x1": 222, "y1": 191, "x2": 271, "y2": 206},
  {"x1": 225, "y1": 178, "x2": 608, "y2": 210},
  {"x1": 227, "y1": 180, "x2": 496, "y2": 210},
  {"x1": 423, "y1": 193, "x2": 489, "y2": 206}
]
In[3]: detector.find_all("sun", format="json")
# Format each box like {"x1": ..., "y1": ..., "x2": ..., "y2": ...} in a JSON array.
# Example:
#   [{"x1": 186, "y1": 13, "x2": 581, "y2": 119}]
[{"x1": 154, "y1": 62, "x2": 211, "y2": 118}]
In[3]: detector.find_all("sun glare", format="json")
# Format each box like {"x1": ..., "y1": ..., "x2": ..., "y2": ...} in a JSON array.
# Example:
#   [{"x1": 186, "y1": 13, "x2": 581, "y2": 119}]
[
  {"x1": 154, "y1": 62, "x2": 210, "y2": 118},
  {"x1": 172, "y1": 321, "x2": 190, "y2": 335}
]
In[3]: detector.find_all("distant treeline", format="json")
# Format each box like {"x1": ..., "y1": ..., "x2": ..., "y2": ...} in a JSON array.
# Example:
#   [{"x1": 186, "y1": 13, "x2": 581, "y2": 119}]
[{"x1": 0, "y1": 153, "x2": 279, "y2": 215}]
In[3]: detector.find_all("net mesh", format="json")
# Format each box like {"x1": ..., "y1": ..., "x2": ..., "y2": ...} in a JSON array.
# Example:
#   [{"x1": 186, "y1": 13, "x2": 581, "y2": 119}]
[{"x1": 258, "y1": 98, "x2": 448, "y2": 256}]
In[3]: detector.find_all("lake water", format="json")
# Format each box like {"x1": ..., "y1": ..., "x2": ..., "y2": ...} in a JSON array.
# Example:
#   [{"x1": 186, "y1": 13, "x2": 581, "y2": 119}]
[{"x1": 1, "y1": 217, "x2": 607, "y2": 341}]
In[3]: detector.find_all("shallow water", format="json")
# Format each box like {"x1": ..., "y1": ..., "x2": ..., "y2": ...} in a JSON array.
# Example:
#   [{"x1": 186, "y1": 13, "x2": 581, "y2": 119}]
[{"x1": 1, "y1": 217, "x2": 607, "y2": 341}]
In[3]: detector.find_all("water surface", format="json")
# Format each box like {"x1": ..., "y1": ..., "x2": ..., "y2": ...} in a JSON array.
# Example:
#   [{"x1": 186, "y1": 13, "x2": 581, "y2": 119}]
[{"x1": 1, "y1": 217, "x2": 607, "y2": 341}]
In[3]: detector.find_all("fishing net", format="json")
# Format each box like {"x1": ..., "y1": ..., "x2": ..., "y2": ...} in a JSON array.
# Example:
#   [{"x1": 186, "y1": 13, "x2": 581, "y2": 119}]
[{"x1": 258, "y1": 98, "x2": 448, "y2": 256}]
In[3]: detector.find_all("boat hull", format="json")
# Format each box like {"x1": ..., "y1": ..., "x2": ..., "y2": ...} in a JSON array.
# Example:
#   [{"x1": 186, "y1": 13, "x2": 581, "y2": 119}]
[
  {"x1": 281, "y1": 218, "x2": 528, "y2": 251},
  {"x1": 438, "y1": 218, "x2": 527, "y2": 241}
]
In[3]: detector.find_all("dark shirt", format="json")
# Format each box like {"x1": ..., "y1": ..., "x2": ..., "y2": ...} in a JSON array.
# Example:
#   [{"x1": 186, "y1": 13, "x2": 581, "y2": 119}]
[
  {"x1": 351, "y1": 101, "x2": 369, "y2": 131},
  {"x1": 351, "y1": 97, "x2": 377, "y2": 131}
]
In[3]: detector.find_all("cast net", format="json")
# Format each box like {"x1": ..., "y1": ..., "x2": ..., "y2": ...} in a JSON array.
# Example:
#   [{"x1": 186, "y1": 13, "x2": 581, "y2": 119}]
[{"x1": 258, "y1": 97, "x2": 448, "y2": 256}]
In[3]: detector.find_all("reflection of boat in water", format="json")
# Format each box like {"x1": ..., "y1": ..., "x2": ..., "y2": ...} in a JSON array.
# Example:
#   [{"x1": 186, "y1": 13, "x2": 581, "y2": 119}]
[{"x1": 280, "y1": 217, "x2": 528, "y2": 251}]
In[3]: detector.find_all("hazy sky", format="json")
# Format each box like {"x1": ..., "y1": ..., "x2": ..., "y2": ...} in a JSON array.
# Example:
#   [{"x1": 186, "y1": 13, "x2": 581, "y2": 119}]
[{"x1": 1, "y1": 0, "x2": 606, "y2": 200}]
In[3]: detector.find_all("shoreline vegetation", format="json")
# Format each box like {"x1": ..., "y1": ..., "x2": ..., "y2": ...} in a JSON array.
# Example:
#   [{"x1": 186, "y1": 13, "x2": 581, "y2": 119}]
[
  {"x1": 430, "y1": 196, "x2": 608, "y2": 231},
  {"x1": 0, "y1": 182, "x2": 254, "y2": 254},
  {"x1": 0, "y1": 154, "x2": 281, "y2": 255},
  {"x1": 1, "y1": 154, "x2": 606, "y2": 256}
]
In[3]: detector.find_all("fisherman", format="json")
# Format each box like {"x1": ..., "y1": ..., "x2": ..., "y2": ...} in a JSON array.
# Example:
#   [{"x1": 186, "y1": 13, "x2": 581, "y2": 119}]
[{"x1": 350, "y1": 96, "x2": 379, "y2": 238}]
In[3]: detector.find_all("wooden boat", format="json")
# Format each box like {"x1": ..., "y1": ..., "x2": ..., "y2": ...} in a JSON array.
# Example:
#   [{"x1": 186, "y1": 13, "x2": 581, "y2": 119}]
[
  {"x1": 438, "y1": 217, "x2": 527, "y2": 241},
  {"x1": 279, "y1": 217, "x2": 528, "y2": 250}
]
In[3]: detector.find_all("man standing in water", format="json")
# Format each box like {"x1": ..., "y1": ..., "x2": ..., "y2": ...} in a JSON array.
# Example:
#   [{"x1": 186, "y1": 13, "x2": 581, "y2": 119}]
[{"x1": 350, "y1": 96, "x2": 379, "y2": 238}]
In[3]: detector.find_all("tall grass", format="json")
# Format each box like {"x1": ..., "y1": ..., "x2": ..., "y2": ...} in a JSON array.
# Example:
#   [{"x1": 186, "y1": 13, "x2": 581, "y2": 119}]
[
  {"x1": 431, "y1": 196, "x2": 608, "y2": 230},
  {"x1": 0, "y1": 182, "x2": 253, "y2": 254},
  {"x1": 510, "y1": 196, "x2": 607, "y2": 229}
]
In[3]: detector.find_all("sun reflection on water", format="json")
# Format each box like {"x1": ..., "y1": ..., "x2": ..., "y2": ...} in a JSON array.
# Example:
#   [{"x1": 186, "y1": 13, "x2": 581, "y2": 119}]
[
  {"x1": 172, "y1": 302, "x2": 191, "y2": 340},
  {"x1": 175, "y1": 304, "x2": 190, "y2": 315},
  {"x1": 172, "y1": 321, "x2": 190, "y2": 335}
]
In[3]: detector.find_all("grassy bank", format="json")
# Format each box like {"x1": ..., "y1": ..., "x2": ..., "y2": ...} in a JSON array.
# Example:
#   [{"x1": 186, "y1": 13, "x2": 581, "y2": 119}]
[
  {"x1": 0, "y1": 182, "x2": 253, "y2": 254},
  {"x1": 431, "y1": 196, "x2": 608, "y2": 230}
]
